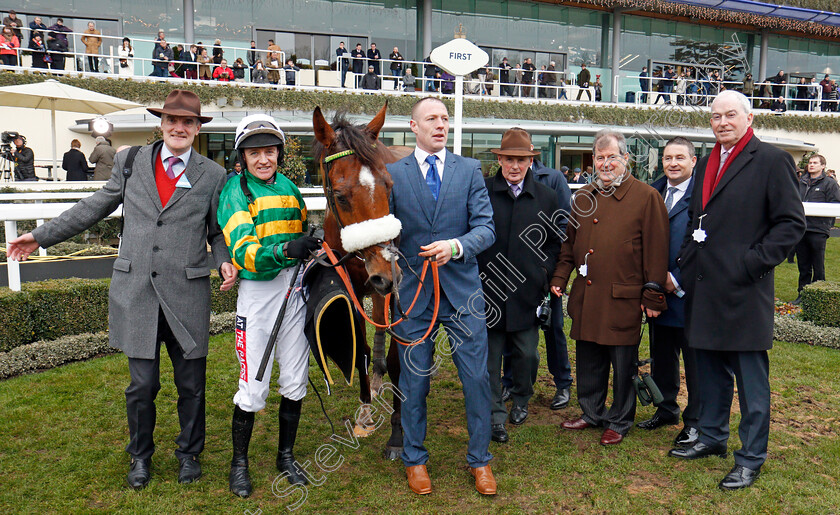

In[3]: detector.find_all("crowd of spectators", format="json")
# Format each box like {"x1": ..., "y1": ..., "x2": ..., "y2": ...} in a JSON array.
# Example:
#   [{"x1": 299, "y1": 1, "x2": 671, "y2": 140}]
[{"x1": 3, "y1": 11, "x2": 840, "y2": 110}]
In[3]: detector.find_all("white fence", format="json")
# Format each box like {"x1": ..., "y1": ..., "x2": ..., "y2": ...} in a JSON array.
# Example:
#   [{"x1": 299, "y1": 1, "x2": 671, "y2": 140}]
[{"x1": 2, "y1": 188, "x2": 838, "y2": 291}]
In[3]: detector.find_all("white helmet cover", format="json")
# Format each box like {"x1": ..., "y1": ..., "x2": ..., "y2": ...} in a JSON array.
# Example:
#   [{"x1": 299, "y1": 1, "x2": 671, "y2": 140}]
[{"x1": 234, "y1": 114, "x2": 286, "y2": 150}]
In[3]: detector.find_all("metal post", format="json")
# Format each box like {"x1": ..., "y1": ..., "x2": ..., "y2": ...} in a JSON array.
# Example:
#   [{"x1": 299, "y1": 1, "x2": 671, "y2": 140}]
[
  {"x1": 184, "y1": 0, "x2": 195, "y2": 45},
  {"x1": 36, "y1": 214, "x2": 46, "y2": 257},
  {"x1": 454, "y1": 75, "x2": 464, "y2": 155},
  {"x1": 611, "y1": 9, "x2": 623, "y2": 103},
  {"x1": 422, "y1": 0, "x2": 432, "y2": 59},
  {"x1": 5, "y1": 220, "x2": 21, "y2": 291},
  {"x1": 758, "y1": 29, "x2": 769, "y2": 86},
  {"x1": 50, "y1": 99, "x2": 57, "y2": 176}
]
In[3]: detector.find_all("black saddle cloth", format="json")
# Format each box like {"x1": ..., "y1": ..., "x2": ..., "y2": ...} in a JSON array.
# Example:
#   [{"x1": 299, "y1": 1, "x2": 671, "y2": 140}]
[{"x1": 301, "y1": 257, "x2": 367, "y2": 387}]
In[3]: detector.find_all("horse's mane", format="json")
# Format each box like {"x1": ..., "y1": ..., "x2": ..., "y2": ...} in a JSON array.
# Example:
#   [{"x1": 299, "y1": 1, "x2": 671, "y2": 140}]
[{"x1": 312, "y1": 112, "x2": 383, "y2": 171}]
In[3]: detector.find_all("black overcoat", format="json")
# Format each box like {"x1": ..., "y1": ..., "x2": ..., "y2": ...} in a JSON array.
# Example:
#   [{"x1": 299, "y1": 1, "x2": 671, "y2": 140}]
[
  {"x1": 478, "y1": 168, "x2": 562, "y2": 332},
  {"x1": 679, "y1": 135, "x2": 806, "y2": 352}
]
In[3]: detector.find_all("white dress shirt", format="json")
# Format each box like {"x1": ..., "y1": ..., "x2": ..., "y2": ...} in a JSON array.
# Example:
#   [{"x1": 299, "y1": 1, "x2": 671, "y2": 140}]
[
  {"x1": 412, "y1": 147, "x2": 463, "y2": 259},
  {"x1": 664, "y1": 176, "x2": 690, "y2": 210}
]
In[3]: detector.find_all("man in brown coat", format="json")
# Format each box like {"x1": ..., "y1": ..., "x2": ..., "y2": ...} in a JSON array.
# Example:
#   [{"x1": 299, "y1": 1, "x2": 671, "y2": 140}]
[
  {"x1": 81, "y1": 21, "x2": 102, "y2": 73},
  {"x1": 551, "y1": 129, "x2": 669, "y2": 446}
]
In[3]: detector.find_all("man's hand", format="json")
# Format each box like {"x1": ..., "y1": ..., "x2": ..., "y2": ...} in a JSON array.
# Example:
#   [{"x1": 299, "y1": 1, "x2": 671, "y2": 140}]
[
  {"x1": 550, "y1": 285, "x2": 565, "y2": 297},
  {"x1": 664, "y1": 273, "x2": 676, "y2": 294},
  {"x1": 7, "y1": 233, "x2": 39, "y2": 261},
  {"x1": 419, "y1": 240, "x2": 453, "y2": 266},
  {"x1": 219, "y1": 262, "x2": 238, "y2": 291},
  {"x1": 641, "y1": 304, "x2": 661, "y2": 318}
]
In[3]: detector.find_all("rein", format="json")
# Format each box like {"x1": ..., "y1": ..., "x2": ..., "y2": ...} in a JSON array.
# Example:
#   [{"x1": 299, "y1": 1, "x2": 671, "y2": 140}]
[
  {"x1": 318, "y1": 242, "x2": 440, "y2": 346},
  {"x1": 317, "y1": 146, "x2": 440, "y2": 346}
]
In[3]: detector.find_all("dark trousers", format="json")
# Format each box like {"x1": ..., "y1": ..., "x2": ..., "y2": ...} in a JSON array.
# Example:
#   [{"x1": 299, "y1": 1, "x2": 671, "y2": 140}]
[
  {"x1": 502, "y1": 295, "x2": 572, "y2": 390},
  {"x1": 795, "y1": 232, "x2": 828, "y2": 292},
  {"x1": 695, "y1": 349, "x2": 770, "y2": 469},
  {"x1": 650, "y1": 323, "x2": 700, "y2": 427},
  {"x1": 577, "y1": 88, "x2": 591, "y2": 101},
  {"x1": 396, "y1": 291, "x2": 493, "y2": 468},
  {"x1": 125, "y1": 309, "x2": 206, "y2": 460},
  {"x1": 488, "y1": 326, "x2": 538, "y2": 425},
  {"x1": 576, "y1": 340, "x2": 638, "y2": 434},
  {"x1": 87, "y1": 55, "x2": 99, "y2": 72}
]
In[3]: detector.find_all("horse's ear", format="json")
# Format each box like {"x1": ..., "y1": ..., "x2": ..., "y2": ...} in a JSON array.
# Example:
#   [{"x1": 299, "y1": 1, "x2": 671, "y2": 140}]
[
  {"x1": 366, "y1": 102, "x2": 388, "y2": 139},
  {"x1": 313, "y1": 106, "x2": 334, "y2": 147}
]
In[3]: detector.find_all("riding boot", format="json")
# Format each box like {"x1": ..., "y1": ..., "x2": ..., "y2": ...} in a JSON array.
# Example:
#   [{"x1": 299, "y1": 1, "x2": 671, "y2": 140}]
[
  {"x1": 277, "y1": 397, "x2": 309, "y2": 485},
  {"x1": 230, "y1": 406, "x2": 255, "y2": 497}
]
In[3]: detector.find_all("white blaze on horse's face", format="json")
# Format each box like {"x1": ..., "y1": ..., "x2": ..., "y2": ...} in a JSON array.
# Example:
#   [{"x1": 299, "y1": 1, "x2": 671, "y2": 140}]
[{"x1": 359, "y1": 165, "x2": 376, "y2": 199}]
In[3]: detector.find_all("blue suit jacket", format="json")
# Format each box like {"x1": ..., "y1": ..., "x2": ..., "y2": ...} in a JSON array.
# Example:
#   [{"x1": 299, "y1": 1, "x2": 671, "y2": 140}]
[
  {"x1": 387, "y1": 150, "x2": 495, "y2": 318},
  {"x1": 651, "y1": 175, "x2": 693, "y2": 328}
]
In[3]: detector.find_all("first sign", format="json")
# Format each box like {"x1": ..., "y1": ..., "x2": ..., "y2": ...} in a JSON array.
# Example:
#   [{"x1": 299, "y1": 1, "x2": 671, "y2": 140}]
[{"x1": 430, "y1": 39, "x2": 489, "y2": 77}]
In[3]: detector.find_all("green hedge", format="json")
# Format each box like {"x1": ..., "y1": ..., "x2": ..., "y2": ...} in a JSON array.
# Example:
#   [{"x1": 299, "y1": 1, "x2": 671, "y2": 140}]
[
  {"x1": 800, "y1": 281, "x2": 840, "y2": 328},
  {"x1": 4, "y1": 73, "x2": 840, "y2": 134},
  {"x1": 0, "y1": 274, "x2": 238, "y2": 352},
  {"x1": 0, "y1": 312, "x2": 236, "y2": 379}
]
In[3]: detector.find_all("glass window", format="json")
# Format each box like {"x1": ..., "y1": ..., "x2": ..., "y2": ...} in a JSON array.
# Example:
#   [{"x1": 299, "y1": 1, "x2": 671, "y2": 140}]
[{"x1": 294, "y1": 33, "x2": 312, "y2": 65}]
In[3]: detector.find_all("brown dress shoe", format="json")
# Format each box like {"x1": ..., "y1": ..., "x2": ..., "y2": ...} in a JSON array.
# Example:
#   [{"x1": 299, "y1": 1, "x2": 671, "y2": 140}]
[
  {"x1": 469, "y1": 465, "x2": 497, "y2": 495},
  {"x1": 600, "y1": 429, "x2": 624, "y2": 445},
  {"x1": 406, "y1": 464, "x2": 432, "y2": 495},
  {"x1": 561, "y1": 417, "x2": 592, "y2": 430}
]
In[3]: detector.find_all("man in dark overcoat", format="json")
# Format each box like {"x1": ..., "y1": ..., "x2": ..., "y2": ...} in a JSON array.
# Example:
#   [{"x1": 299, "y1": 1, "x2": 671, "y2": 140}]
[
  {"x1": 640, "y1": 137, "x2": 700, "y2": 447},
  {"x1": 668, "y1": 90, "x2": 805, "y2": 490},
  {"x1": 7, "y1": 90, "x2": 238, "y2": 489},
  {"x1": 551, "y1": 129, "x2": 669, "y2": 446},
  {"x1": 480, "y1": 128, "x2": 563, "y2": 444}
]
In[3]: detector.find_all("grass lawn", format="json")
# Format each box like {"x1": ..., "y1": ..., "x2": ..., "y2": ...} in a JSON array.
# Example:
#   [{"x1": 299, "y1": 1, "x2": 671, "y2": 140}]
[{"x1": 1, "y1": 239, "x2": 839, "y2": 514}]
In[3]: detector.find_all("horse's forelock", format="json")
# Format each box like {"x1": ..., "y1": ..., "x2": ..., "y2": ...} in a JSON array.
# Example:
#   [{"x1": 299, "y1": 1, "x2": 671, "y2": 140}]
[{"x1": 313, "y1": 113, "x2": 384, "y2": 172}]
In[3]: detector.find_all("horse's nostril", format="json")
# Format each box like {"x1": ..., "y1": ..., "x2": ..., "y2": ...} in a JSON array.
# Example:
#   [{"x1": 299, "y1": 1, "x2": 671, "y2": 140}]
[{"x1": 369, "y1": 274, "x2": 392, "y2": 292}]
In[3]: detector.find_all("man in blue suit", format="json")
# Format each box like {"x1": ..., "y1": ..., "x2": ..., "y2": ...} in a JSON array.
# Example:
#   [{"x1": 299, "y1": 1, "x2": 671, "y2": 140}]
[
  {"x1": 639, "y1": 137, "x2": 700, "y2": 447},
  {"x1": 387, "y1": 97, "x2": 497, "y2": 496}
]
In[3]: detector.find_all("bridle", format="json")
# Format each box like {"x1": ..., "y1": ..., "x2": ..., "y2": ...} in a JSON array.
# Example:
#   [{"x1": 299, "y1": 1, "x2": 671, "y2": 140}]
[{"x1": 317, "y1": 146, "x2": 441, "y2": 346}]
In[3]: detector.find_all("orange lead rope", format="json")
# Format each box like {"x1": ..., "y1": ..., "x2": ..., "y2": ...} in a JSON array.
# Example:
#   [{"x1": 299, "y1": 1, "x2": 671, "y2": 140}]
[{"x1": 319, "y1": 241, "x2": 441, "y2": 346}]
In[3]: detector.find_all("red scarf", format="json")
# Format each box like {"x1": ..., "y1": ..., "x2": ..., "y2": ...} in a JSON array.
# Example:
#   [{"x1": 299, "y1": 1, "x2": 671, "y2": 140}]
[{"x1": 702, "y1": 126, "x2": 753, "y2": 208}]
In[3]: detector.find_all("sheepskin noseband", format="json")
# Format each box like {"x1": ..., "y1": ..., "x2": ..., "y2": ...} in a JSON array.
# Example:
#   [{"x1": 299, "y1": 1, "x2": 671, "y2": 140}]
[{"x1": 340, "y1": 214, "x2": 402, "y2": 253}]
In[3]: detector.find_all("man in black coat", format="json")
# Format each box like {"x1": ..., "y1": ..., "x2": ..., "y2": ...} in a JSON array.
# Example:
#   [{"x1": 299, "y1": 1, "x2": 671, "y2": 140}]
[
  {"x1": 521, "y1": 58, "x2": 536, "y2": 97},
  {"x1": 62, "y1": 139, "x2": 89, "y2": 181},
  {"x1": 499, "y1": 58, "x2": 513, "y2": 96},
  {"x1": 335, "y1": 41, "x2": 349, "y2": 87},
  {"x1": 640, "y1": 137, "x2": 700, "y2": 447},
  {"x1": 367, "y1": 42, "x2": 382, "y2": 75},
  {"x1": 501, "y1": 148, "x2": 573, "y2": 410},
  {"x1": 479, "y1": 128, "x2": 563, "y2": 444},
  {"x1": 793, "y1": 153, "x2": 840, "y2": 303},
  {"x1": 669, "y1": 91, "x2": 806, "y2": 490},
  {"x1": 351, "y1": 43, "x2": 366, "y2": 88},
  {"x1": 12, "y1": 135, "x2": 36, "y2": 181}
]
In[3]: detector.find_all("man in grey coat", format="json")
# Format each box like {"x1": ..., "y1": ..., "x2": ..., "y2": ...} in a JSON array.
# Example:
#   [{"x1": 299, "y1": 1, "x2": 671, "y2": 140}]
[{"x1": 7, "y1": 89, "x2": 238, "y2": 490}]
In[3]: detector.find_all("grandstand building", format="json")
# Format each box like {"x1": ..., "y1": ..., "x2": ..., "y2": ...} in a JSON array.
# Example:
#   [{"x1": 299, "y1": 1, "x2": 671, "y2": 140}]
[{"x1": 3, "y1": 0, "x2": 840, "y2": 180}]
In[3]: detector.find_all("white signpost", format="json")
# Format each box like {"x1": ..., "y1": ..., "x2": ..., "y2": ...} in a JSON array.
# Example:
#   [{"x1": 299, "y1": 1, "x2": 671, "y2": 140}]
[{"x1": 430, "y1": 38, "x2": 488, "y2": 155}]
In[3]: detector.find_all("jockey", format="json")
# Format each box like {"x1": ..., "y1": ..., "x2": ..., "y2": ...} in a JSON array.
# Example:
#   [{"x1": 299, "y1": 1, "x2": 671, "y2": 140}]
[{"x1": 217, "y1": 114, "x2": 322, "y2": 498}]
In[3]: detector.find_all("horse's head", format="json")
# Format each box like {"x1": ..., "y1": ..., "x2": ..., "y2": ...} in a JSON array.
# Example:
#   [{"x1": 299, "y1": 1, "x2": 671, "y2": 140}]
[{"x1": 313, "y1": 104, "x2": 402, "y2": 296}]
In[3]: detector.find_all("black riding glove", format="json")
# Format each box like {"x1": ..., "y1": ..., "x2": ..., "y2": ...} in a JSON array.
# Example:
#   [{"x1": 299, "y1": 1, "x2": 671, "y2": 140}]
[{"x1": 281, "y1": 236, "x2": 323, "y2": 259}]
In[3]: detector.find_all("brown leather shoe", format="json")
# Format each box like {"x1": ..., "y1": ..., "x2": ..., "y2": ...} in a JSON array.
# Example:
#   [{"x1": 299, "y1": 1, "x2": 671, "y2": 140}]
[
  {"x1": 561, "y1": 417, "x2": 592, "y2": 430},
  {"x1": 469, "y1": 465, "x2": 497, "y2": 495},
  {"x1": 406, "y1": 464, "x2": 432, "y2": 495},
  {"x1": 600, "y1": 428, "x2": 624, "y2": 445}
]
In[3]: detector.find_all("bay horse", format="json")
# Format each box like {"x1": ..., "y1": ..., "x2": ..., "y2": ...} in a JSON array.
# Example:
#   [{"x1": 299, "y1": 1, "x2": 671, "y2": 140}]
[{"x1": 312, "y1": 104, "x2": 411, "y2": 459}]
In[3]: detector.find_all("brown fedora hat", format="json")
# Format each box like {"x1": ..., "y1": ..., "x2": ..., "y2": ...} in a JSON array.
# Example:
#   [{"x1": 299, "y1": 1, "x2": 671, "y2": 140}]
[
  {"x1": 147, "y1": 89, "x2": 213, "y2": 124},
  {"x1": 490, "y1": 128, "x2": 541, "y2": 157}
]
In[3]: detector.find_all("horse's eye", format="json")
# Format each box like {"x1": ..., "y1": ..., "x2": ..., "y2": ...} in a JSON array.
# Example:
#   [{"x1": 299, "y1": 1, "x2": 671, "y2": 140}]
[{"x1": 334, "y1": 193, "x2": 350, "y2": 206}]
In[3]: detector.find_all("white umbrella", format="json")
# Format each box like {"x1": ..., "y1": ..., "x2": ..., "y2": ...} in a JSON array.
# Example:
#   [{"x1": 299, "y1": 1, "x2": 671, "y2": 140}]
[{"x1": 0, "y1": 79, "x2": 142, "y2": 177}]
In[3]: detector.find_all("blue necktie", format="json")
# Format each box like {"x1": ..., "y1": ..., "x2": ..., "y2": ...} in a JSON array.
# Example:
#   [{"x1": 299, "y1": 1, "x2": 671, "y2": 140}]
[{"x1": 425, "y1": 154, "x2": 440, "y2": 201}]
